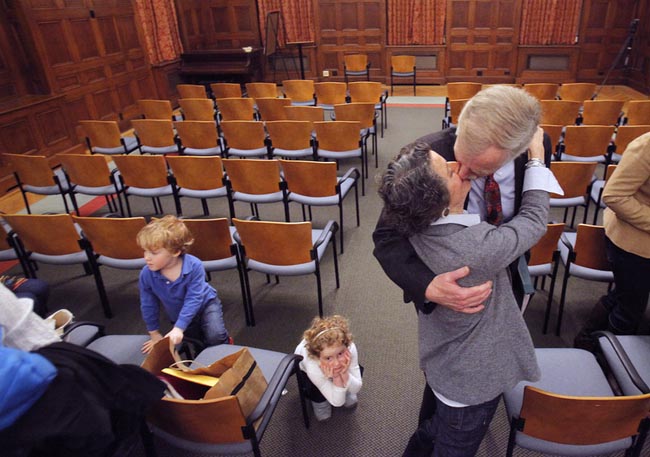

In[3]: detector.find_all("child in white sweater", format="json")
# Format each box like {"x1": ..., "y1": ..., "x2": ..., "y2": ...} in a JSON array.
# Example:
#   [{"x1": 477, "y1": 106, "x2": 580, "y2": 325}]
[{"x1": 294, "y1": 315, "x2": 362, "y2": 421}]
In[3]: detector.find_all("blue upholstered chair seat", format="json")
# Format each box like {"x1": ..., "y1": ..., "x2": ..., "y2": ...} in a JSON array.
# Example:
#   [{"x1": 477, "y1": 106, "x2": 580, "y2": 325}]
[
  {"x1": 125, "y1": 185, "x2": 174, "y2": 197},
  {"x1": 93, "y1": 136, "x2": 139, "y2": 155},
  {"x1": 74, "y1": 183, "x2": 120, "y2": 195},
  {"x1": 527, "y1": 263, "x2": 552, "y2": 277},
  {"x1": 177, "y1": 187, "x2": 227, "y2": 199},
  {"x1": 272, "y1": 147, "x2": 313, "y2": 158},
  {"x1": 227, "y1": 146, "x2": 267, "y2": 158},
  {"x1": 97, "y1": 256, "x2": 146, "y2": 270},
  {"x1": 504, "y1": 348, "x2": 632, "y2": 455},
  {"x1": 317, "y1": 147, "x2": 362, "y2": 160},
  {"x1": 558, "y1": 233, "x2": 614, "y2": 282},
  {"x1": 30, "y1": 251, "x2": 88, "y2": 265},
  {"x1": 231, "y1": 190, "x2": 284, "y2": 204},
  {"x1": 87, "y1": 335, "x2": 150, "y2": 365},
  {"x1": 560, "y1": 153, "x2": 607, "y2": 163},
  {"x1": 141, "y1": 145, "x2": 179, "y2": 155},
  {"x1": 550, "y1": 196, "x2": 587, "y2": 208},
  {"x1": 288, "y1": 177, "x2": 355, "y2": 206},
  {"x1": 182, "y1": 146, "x2": 222, "y2": 156}
]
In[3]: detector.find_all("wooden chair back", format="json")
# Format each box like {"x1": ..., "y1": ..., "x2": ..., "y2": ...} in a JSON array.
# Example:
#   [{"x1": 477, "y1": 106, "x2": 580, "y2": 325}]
[
  {"x1": 280, "y1": 160, "x2": 337, "y2": 197},
  {"x1": 173, "y1": 121, "x2": 220, "y2": 150},
  {"x1": 344, "y1": 54, "x2": 368, "y2": 72},
  {"x1": 314, "y1": 121, "x2": 361, "y2": 151},
  {"x1": 210, "y1": 83, "x2": 242, "y2": 99},
  {"x1": 215, "y1": 98, "x2": 255, "y2": 121},
  {"x1": 245, "y1": 82, "x2": 278, "y2": 99},
  {"x1": 72, "y1": 216, "x2": 146, "y2": 260},
  {"x1": 3, "y1": 154, "x2": 56, "y2": 187},
  {"x1": 284, "y1": 106, "x2": 324, "y2": 127},
  {"x1": 613, "y1": 125, "x2": 650, "y2": 155},
  {"x1": 447, "y1": 82, "x2": 482, "y2": 101},
  {"x1": 348, "y1": 81, "x2": 383, "y2": 103},
  {"x1": 149, "y1": 394, "x2": 247, "y2": 444},
  {"x1": 448, "y1": 98, "x2": 470, "y2": 125},
  {"x1": 112, "y1": 155, "x2": 170, "y2": 188},
  {"x1": 179, "y1": 98, "x2": 215, "y2": 121},
  {"x1": 334, "y1": 102, "x2": 375, "y2": 129},
  {"x1": 58, "y1": 154, "x2": 112, "y2": 187},
  {"x1": 550, "y1": 161, "x2": 598, "y2": 199},
  {"x1": 540, "y1": 124, "x2": 563, "y2": 152},
  {"x1": 281, "y1": 80, "x2": 314, "y2": 103},
  {"x1": 79, "y1": 120, "x2": 122, "y2": 148},
  {"x1": 529, "y1": 223, "x2": 565, "y2": 266},
  {"x1": 391, "y1": 55, "x2": 415, "y2": 73},
  {"x1": 222, "y1": 159, "x2": 282, "y2": 195},
  {"x1": 255, "y1": 97, "x2": 291, "y2": 121},
  {"x1": 182, "y1": 218, "x2": 234, "y2": 261},
  {"x1": 266, "y1": 121, "x2": 312, "y2": 150},
  {"x1": 138, "y1": 99, "x2": 174, "y2": 120},
  {"x1": 314, "y1": 82, "x2": 347, "y2": 106},
  {"x1": 540, "y1": 100, "x2": 581, "y2": 125},
  {"x1": 523, "y1": 83, "x2": 559, "y2": 101},
  {"x1": 165, "y1": 156, "x2": 225, "y2": 191},
  {"x1": 233, "y1": 218, "x2": 313, "y2": 265},
  {"x1": 220, "y1": 121, "x2": 266, "y2": 149},
  {"x1": 518, "y1": 385, "x2": 650, "y2": 445},
  {"x1": 604, "y1": 164, "x2": 617, "y2": 181},
  {"x1": 131, "y1": 119, "x2": 176, "y2": 147},
  {"x1": 563, "y1": 125, "x2": 615, "y2": 158},
  {"x1": 177, "y1": 84, "x2": 208, "y2": 99},
  {"x1": 558, "y1": 83, "x2": 596, "y2": 102},
  {"x1": 572, "y1": 224, "x2": 611, "y2": 270},
  {"x1": 2, "y1": 214, "x2": 80, "y2": 255},
  {"x1": 625, "y1": 100, "x2": 650, "y2": 125},
  {"x1": 581, "y1": 100, "x2": 624, "y2": 125}
]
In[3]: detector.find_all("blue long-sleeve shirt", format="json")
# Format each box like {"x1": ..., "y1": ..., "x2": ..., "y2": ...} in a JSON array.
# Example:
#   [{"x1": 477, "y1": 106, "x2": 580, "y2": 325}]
[{"x1": 139, "y1": 254, "x2": 218, "y2": 331}]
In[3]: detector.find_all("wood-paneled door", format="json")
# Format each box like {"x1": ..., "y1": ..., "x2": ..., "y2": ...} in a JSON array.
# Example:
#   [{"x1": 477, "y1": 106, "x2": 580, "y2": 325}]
[{"x1": 445, "y1": 0, "x2": 521, "y2": 82}]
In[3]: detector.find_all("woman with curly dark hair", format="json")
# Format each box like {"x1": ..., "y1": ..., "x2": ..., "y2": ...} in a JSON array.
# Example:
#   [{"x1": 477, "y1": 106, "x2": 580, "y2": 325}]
[{"x1": 378, "y1": 130, "x2": 563, "y2": 457}]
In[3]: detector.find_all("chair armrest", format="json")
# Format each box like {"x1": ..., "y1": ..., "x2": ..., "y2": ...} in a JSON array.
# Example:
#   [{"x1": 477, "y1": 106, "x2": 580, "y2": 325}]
[
  {"x1": 594, "y1": 330, "x2": 650, "y2": 394},
  {"x1": 246, "y1": 352, "x2": 301, "y2": 424},
  {"x1": 313, "y1": 220, "x2": 339, "y2": 249},
  {"x1": 62, "y1": 321, "x2": 106, "y2": 346},
  {"x1": 340, "y1": 167, "x2": 360, "y2": 181}
]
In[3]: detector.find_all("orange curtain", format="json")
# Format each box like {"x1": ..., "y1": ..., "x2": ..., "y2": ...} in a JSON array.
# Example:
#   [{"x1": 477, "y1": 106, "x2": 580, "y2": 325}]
[
  {"x1": 387, "y1": 0, "x2": 446, "y2": 46},
  {"x1": 133, "y1": 0, "x2": 183, "y2": 64},
  {"x1": 520, "y1": 0, "x2": 583, "y2": 45},
  {"x1": 257, "y1": 0, "x2": 315, "y2": 46}
]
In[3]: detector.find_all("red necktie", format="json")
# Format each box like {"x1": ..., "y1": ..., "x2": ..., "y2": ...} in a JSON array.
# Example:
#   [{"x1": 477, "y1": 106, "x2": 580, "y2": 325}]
[{"x1": 484, "y1": 174, "x2": 503, "y2": 226}]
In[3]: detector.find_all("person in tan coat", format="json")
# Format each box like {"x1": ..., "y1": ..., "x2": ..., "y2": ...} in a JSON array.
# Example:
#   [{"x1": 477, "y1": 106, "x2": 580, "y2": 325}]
[{"x1": 575, "y1": 131, "x2": 650, "y2": 347}]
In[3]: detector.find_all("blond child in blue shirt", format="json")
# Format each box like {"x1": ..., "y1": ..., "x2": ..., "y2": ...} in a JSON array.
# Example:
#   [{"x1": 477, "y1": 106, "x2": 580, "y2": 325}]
[{"x1": 137, "y1": 216, "x2": 229, "y2": 353}]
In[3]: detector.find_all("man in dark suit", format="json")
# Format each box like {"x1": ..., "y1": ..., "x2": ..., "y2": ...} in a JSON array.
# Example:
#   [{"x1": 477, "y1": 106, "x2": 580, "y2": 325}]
[{"x1": 372, "y1": 85, "x2": 553, "y2": 456}]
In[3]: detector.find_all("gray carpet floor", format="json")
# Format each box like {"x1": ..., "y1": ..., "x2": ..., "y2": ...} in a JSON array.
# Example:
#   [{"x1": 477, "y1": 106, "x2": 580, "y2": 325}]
[{"x1": 14, "y1": 104, "x2": 649, "y2": 457}]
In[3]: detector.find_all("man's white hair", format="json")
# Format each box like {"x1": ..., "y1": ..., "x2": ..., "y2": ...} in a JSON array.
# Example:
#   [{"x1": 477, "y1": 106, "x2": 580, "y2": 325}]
[{"x1": 456, "y1": 85, "x2": 541, "y2": 160}]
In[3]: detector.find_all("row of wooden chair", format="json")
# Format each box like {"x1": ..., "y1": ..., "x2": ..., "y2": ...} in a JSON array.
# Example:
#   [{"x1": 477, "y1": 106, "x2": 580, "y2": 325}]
[
  {"x1": 0, "y1": 213, "x2": 339, "y2": 326},
  {"x1": 540, "y1": 124, "x2": 650, "y2": 174},
  {"x1": 3, "y1": 153, "x2": 360, "y2": 253},
  {"x1": 177, "y1": 80, "x2": 389, "y2": 136}
]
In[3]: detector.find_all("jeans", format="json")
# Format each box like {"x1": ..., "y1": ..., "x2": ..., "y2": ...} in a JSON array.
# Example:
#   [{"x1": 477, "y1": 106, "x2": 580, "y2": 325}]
[
  {"x1": 184, "y1": 298, "x2": 229, "y2": 346},
  {"x1": 603, "y1": 236, "x2": 650, "y2": 334},
  {"x1": 403, "y1": 393, "x2": 500, "y2": 457}
]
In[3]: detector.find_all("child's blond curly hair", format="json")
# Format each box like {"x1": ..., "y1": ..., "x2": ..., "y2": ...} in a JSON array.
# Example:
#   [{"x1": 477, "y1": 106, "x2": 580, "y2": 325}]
[
  {"x1": 303, "y1": 315, "x2": 352, "y2": 359},
  {"x1": 136, "y1": 215, "x2": 194, "y2": 254}
]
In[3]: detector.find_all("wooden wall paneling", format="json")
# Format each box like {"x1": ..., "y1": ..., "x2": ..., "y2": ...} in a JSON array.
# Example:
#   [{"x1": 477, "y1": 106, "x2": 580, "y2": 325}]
[
  {"x1": 445, "y1": 0, "x2": 520, "y2": 82},
  {"x1": 0, "y1": 95, "x2": 82, "y2": 193},
  {"x1": 314, "y1": 0, "x2": 384, "y2": 80},
  {"x1": 576, "y1": 0, "x2": 639, "y2": 83},
  {"x1": 625, "y1": 0, "x2": 650, "y2": 94},
  {"x1": 515, "y1": 46, "x2": 578, "y2": 84}
]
